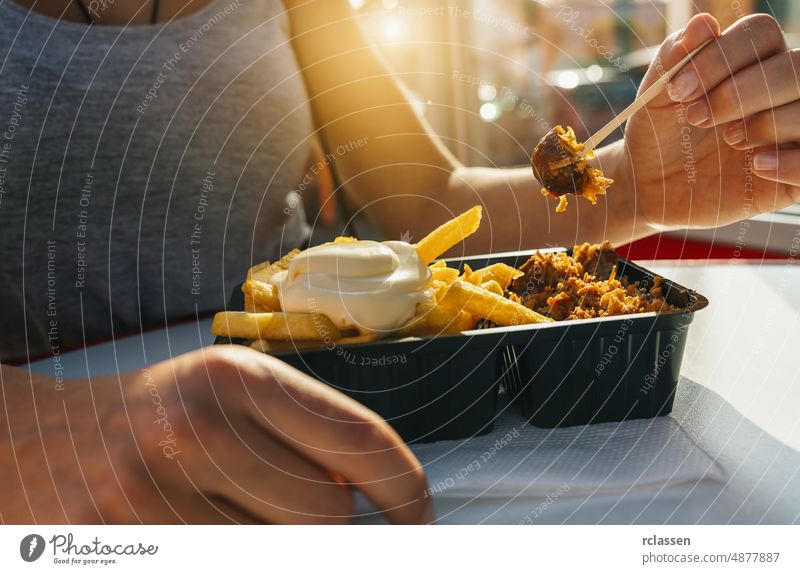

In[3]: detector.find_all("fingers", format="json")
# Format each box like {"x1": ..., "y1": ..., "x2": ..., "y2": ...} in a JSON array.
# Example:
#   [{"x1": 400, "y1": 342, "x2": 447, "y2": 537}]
[
  {"x1": 681, "y1": 49, "x2": 800, "y2": 127},
  {"x1": 659, "y1": 12, "x2": 799, "y2": 185},
  {"x1": 224, "y1": 348, "x2": 432, "y2": 524},
  {"x1": 752, "y1": 148, "x2": 800, "y2": 186},
  {"x1": 642, "y1": 13, "x2": 720, "y2": 108},
  {"x1": 191, "y1": 421, "x2": 354, "y2": 524},
  {"x1": 97, "y1": 477, "x2": 256, "y2": 524},
  {"x1": 667, "y1": 14, "x2": 787, "y2": 106},
  {"x1": 724, "y1": 101, "x2": 800, "y2": 149}
]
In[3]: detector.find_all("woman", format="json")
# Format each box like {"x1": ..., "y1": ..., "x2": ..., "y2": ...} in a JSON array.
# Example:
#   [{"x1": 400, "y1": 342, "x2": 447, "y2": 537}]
[{"x1": 0, "y1": 0, "x2": 797, "y2": 523}]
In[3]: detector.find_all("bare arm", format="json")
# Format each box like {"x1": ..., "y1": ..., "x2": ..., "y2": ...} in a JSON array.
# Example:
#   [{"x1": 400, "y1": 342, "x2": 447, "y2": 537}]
[
  {"x1": 285, "y1": 3, "x2": 800, "y2": 253},
  {"x1": 282, "y1": 0, "x2": 647, "y2": 253}
]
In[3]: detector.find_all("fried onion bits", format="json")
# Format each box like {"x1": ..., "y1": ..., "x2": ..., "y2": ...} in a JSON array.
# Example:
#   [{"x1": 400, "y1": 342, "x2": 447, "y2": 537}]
[{"x1": 530, "y1": 125, "x2": 613, "y2": 213}]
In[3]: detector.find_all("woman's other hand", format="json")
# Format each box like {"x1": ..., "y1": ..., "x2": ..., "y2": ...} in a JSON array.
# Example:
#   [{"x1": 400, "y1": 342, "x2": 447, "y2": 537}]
[
  {"x1": 1, "y1": 346, "x2": 432, "y2": 524},
  {"x1": 625, "y1": 13, "x2": 800, "y2": 230}
]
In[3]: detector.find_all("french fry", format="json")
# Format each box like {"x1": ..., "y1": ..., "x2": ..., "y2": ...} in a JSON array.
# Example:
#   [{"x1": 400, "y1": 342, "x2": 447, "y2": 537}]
[
  {"x1": 396, "y1": 303, "x2": 475, "y2": 337},
  {"x1": 250, "y1": 332, "x2": 375, "y2": 354},
  {"x1": 338, "y1": 333, "x2": 378, "y2": 345},
  {"x1": 415, "y1": 290, "x2": 438, "y2": 313},
  {"x1": 479, "y1": 280, "x2": 504, "y2": 296},
  {"x1": 241, "y1": 280, "x2": 281, "y2": 311},
  {"x1": 460, "y1": 264, "x2": 474, "y2": 284},
  {"x1": 244, "y1": 291, "x2": 273, "y2": 313},
  {"x1": 212, "y1": 311, "x2": 341, "y2": 341},
  {"x1": 430, "y1": 280, "x2": 450, "y2": 301},
  {"x1": 430, "y1": 266, "x2": 459, "y2": 284},
  {"x1": 246, "y1": 260, "x2": 271, "y2": 281},
  {"x1": 333, "y1": 236, "x2": 357, "y2": 243},
  {"x1": 394, "y1": 317, "x2": 425, "y2": 338},
  {"x1": 247, "y1": 249, "x2": 301, "y2": 284},
  {"x1": 395, "y1": 294, "x2": 437, "y2": 336},
  {"x1": 416, "y1": 206, "x2": 482, "y2": 265},
  {"x1": 429, "y1": 260, "x2": 446, "y2": 269},
  {"x1": 427, "y1": 305, "x2": 477, "y2": 333},
  {"x1": 440, "y1": 280, "x2": 552, "y2": 326},
  {"x1": 464, "y1": 263, "x2": 523, "y2": 289},
  {"x1": 250, "y1": 339, "x2": 323, "y2": 353}
]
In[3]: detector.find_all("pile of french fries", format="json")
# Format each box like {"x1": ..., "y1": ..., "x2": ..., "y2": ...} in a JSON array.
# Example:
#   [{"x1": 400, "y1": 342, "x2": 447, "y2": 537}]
[{"x1": 211, "y1": 206, "x2": 552, "y2": 351}]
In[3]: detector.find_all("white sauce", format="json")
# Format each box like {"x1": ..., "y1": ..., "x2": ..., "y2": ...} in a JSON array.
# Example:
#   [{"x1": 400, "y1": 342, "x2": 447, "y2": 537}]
[{"x1": 277, "y1": 240, "x2": 431, "y2": 334}]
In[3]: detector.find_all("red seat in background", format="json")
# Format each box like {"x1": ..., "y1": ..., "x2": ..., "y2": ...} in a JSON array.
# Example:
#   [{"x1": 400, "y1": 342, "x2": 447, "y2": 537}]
[{"x1": 617, "y1": 235, "x2": 784, "y2": 261}]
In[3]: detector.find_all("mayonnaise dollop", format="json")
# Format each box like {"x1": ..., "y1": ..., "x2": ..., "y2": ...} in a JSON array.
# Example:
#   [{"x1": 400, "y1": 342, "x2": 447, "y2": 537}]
[{"x1": 274, "y1": 240, "x2": 431, "y2": 334}]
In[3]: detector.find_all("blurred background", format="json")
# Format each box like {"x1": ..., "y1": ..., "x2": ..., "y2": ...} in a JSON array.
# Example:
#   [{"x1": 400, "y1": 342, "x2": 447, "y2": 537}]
[{"x1": 330, "y1": 0, "x2": 800, "y2": 259}]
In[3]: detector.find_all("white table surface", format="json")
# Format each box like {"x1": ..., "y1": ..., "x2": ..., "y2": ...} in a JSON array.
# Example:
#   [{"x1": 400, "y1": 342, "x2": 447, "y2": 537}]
[
  {"x1": 646, "y1": 261, "x2": 800, "y2": 452},
  {"x1": 26, "y1": 261, "x2": 800, "y2": 524}
]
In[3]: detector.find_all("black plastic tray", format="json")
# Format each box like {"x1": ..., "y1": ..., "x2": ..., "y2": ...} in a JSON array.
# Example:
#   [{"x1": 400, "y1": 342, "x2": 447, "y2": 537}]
[{"x1": 216, "y1": 248, "x2": 708, "y2": 442}]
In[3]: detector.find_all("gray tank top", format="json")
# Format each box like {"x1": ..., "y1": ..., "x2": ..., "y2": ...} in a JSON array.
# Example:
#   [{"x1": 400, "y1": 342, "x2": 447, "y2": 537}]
[{"x1": 0, "y1": 0, "x2": 313, "y2": 362}]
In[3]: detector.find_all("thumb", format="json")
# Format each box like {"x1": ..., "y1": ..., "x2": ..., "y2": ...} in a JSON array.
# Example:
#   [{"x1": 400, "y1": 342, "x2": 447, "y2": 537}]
[{"x1": 640, "y1": 13, "x2": 721, "y2": 108}]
